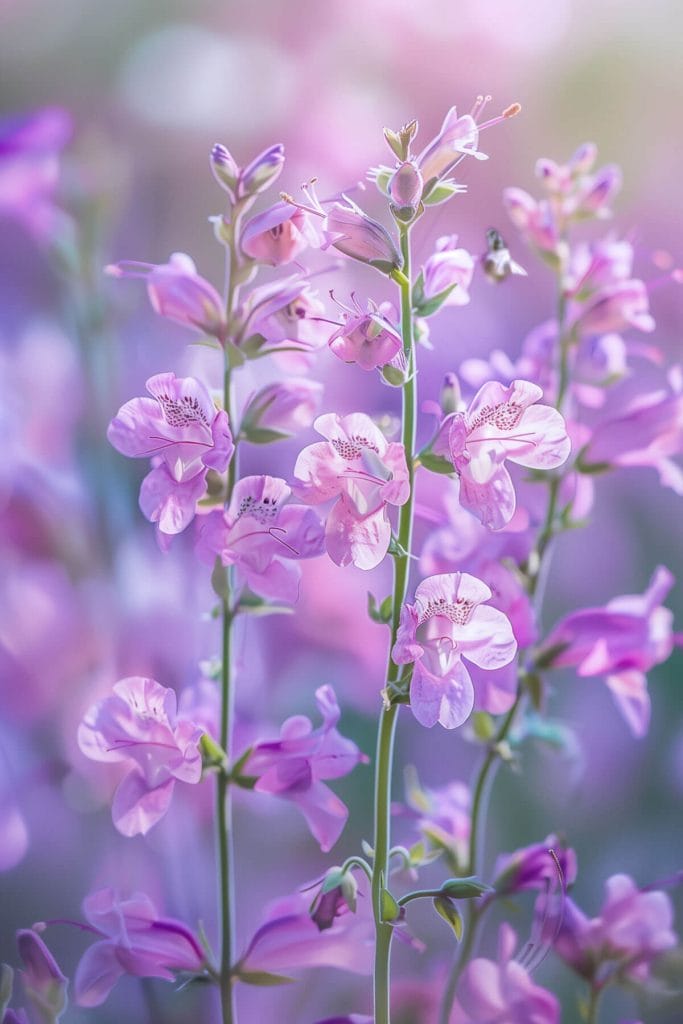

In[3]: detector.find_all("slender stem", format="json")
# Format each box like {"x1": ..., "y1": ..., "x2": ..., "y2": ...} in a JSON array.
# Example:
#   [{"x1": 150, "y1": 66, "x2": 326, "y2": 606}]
[
  {"x1": 372, "y1": 224, "x2": 417, "y2": 1024},
  {"x1": 438, "y1": 907, "x2": 481, "y2": 1024},
  {"x1": 586, "y1": 984, "x2": 603, "y2": 1024}
]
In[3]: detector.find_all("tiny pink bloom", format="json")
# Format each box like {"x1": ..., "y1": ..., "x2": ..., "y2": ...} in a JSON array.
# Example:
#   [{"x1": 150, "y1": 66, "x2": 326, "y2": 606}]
[
  {"x1": 196, "y1": 475, "x2": 325, "y2": 603},
  {"x1": 554, "y1": 875, "x2": 677, "y2": 985},
  {"x1": 421, "y1": 235, "x2": 475, "y2": 307},
  {"x1": 294, "y1": 412, "x2": 409, "y2": 570},
  {"x1": 322, "y1": 198, "x2": 401, "y2": 274},
  {"x1": 328, "y1": 299, "x2": 402, "y2": 371},
  {"x1": 246, "y1": 685, "x2": 367, "y2": 851},
  {"x1": 16, "y1": 929, "x2": 67, "y2": 1022},
  {"x1": 503, "y1": 188, "x2": 560, "y2": 253},
  {"x1": 74, "y1": 889, "x2": 204, "y2": 1007},
  {"x1": 392, "y1": 573, "x2": 517, "y2": 730},
  {"x1": 541, "y1": 567, "x2": 676, "y2": 737},
  {"x1": 435, "y1": 380, "x2": 571, "y2": 530},
  {"x1": 240, "y1": 378, "x2": 323, "y2": 439},
  {"x1": 240, "y1": 201, "x2": 321, "y2": 266},
  {"x1": 105, "y1": 253, "x2": 227, "y2": 342},
  {"x1": 453, "y1": 923, "x2": 560, "y2": 1024},
  {"x1": 573, "y1": 279, "x2": 655, "y2": 336},
  {"x1": 108, "y1": 372, "x2": 233, "y2": 537},
  {"x1": 78, "y1": 677, "x2": 203, "y2": 836}
]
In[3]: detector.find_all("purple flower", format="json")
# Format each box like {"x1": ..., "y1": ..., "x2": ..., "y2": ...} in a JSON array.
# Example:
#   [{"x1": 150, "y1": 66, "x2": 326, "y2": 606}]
[
  {"x1": 492, "y1": 834, "x2": 577, "y2": 897},
  {"x1": 434, "y1": 379, "x2": 571, "y2": 530},
  {"x1": 404, "y1": 773, "x2": 471, "y2": 870},
  {"x1": 197, "y1": 475, "x2": 325, "y2": 603},
  {"x1": 293, "y1": 412, "x2": 410, "y2": 570},
  {"x1": 417, "y1": 106, "x2": 486, "y2": 186},
  {"x1": 74, "y1": 889, "x2": 204, "y2": 1007},
  {"x1": 554, "y1": 875, "x2": 677, "y2": 985},
  {"x1": 78, "y1": 677, "x2": 203, "y2": 836},
  {"x1": 322, "y1": 198, "x2": 401, "y2": 274},
  {"x1": 453, "y1": 924, "x2": 560, "y2": 1023},
  {"x1": 239, "y1": 378, "x2": 323, "y2": 440},
  {"x1": 541, "y1": 567, "x2": 677, "y2": 737},
  {"x1": 15, "y1": 929, "x2": 67, "y2": 1023},
  {"x1": 105, "y1": 253, "x2": 227, "y2": 342},
  {"x1": 503, "y1": 188, "x2": 560, "y2": 254},
  {"x1": 246, "y1": 686, "x2": 367, "y2": 851},
  {"x1": 240, "y1": 201, "x2": 321, "y2": 266},
  {"x1": 107, "y1": 372, "x2": 233, "y2": 538},
  {"x1": 392, "y1": 573, "x2": 517, "y2": 729},
  {"x1": 421, "y1": 235, "x2": 475, "y2": 307},
  {"x1": 328, "y1": 299, "x2": 402, "y2": 371},
  {"x1": 388, "y1": 160, "x2": 423, "y2": 220},
  {"x1": 237, "y1": 275, "x2": 329, "y2": 367},
  {"x1": 238, "y1": 142, "x2": 285, "y2": 197}
]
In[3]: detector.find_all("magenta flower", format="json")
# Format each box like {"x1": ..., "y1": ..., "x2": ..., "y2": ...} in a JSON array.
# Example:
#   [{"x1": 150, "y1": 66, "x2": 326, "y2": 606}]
[
  {"x1": 105, "y1": 253, "x2": 227, "y2": 342},
  {"x1": 421, "y1": 235, "x2": 475, "y2": 307},
  {"x1": 246, "y1": 686, "x2": 367, "y2": 851},
  {"x1": 293, "y1": 412, "x2": 410, "y2": 570},
  {"x1": 322, "y1": 198, "x2": 401, "y2": 274},
  {"x1": 328, "y1": 298, "x2": 402, "y2": 371},
  {"x1": 0, "y1": 106, "x2": 72, "y2": 242},
  {"x1": 554, "y1": 875, "x2": 677, "y2": 985},
  {"x1": 107, "y1": 372, "x2": 233, "y2": 538},
  {"x1": 78, "y1": 677, "x2": 203, "y2": 836},
  {"x1": 197, "y1": 475, "x2": 325, "y2": 603},
  {"x1": 453, "y1": 923, "x2": 560, "y2": 1024},
  {"x1": 240, "y1": 201, "x2": 321, "y2": 266},
  {"x1": 434, "y1": 379, "x2": 571, "y2": 530},
  {"x1": 74, "y1": 889, "x2": 204, "y2": 1007},
  {"x1": 392, "y1": 573, "x2": 517, "y2": 729},
  {"x1": 541, "y1": 567, "x2": 677, "y2": 737},
  {"x1": 15, "y1": 929, "x2": 67, "y2": 1023},
  {"x1": 492, "y1": 834, "x2": 577, "y2": 897},
  {"x1": 239, "y1": 378, "x2": 323, "y2": 440}
]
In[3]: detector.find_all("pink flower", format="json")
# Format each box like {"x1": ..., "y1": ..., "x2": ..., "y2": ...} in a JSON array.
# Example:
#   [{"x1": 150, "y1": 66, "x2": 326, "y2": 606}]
[
  {"x1": 246, "y1": 685, "x2": 367, "y2": 851},
  {"x1": 15, "y1": 929, "x2": 67, "y2": 1022},
  {"x1": 197, "y1": 475, "x2": 325, "y2": 603},
  {"x1": 239, "y1": 378, "x2": 323, "y2": 440},
  {"x1": 417, "y1": 106, "x2": 486, "y2": 186},
  {"x1": 503, "y1": 188, "x2": 560, "y2": 253},
  {"x1": 392, "y1": 573, "x2": 517, "y2": 729},
  {"x1": 453, "y1": 924, "x2": 560, "y2": 1024},
  {"x1": 74, "y1": 889, "x2": 204, "y2": 1007},
  {"x1": 541, "y1": 567, "x2": 677, "y2": 737},
  {"x1": 421, "y1": 235, "x2": 475, "y2": 307},
  {"x1": 293, "y1": 412, "x2": 410, "y2": 570},
  {"x1": 554, "y1": 875, "x2": 677, "y2": 985},
  {"x1": 434, "y1": 380, "x2": 571, "y2": 530},
  {"x1": 78, "y1": 677, "x2": 203, "y2": 836},
  {"x1": 322, "y1": 198, "x2": 401, "y2": 274},
  {"x1": 237, "y1": 275, "x2": 329, "y2": 367},
  {"x1": 492, "y1": 834, "x2": 577, "y2": 897},
  {"x1": 240, "y1": 201, "x2": 321, "y2": 266},
  {"x1": 404, "y1": 773, "x2": 471, "y2": 871},
  {"x1": 105, "y1": 253, "x2": 227, "y2": 342},
  {"x1": 107, "y1": 372, "x2": 233, "y2": 538},
  {"x1": 328, "y1": 299, "x2": 402, "y2": 370},
  {"x1": 573, "y1": 279, "x2": 655, "y2": 336}
]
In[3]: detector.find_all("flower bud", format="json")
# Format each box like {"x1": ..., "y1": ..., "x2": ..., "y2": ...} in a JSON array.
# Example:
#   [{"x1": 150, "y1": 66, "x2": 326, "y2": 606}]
[
  {"x1": 239, "y1": 143, "x2": 285, "y2": 197},
  {"x1": 440, "y1": 372, "x2": 461, "y2": 415},
  {"x1": 388, "y1": 161, "x2": 423, "y2": 222},
  {"x1": 323, "y1": 201, "x2": 402, "y2": 274},
  {"x1": 210, "y1": 143, "x2": 239, "y2": 196},
  {"x1": 16, "y1": 929, "x2": 67, "y2": 1022}
]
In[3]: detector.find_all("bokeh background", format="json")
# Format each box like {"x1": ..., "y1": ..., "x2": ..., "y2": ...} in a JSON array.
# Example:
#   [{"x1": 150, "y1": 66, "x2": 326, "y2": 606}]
[{"x1": 1, "y1": 1, "x2": 682, "y2": 1021}]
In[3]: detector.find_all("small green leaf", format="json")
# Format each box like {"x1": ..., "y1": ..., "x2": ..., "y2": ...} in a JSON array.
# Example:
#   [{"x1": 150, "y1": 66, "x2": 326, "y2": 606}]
[
  {"x1": 525, "y1": 672, "x2": 544, "y2": 712},
  {"x1": 240, "y1": 332, "x2": 268, "y2": 357},
  {"x1": 472, "y1": 711, "x2": 495, "y2": 742},
  {"x1": 414, "y1": 282, "x2": 459, "y2": 318},
  {"x1": 419, "y1": 451, "x2": 454, "y2": 475},
  {"x1": 422, "y1": 180, "x2": 464, "y2": 205},
  {"x1": 380, "y1": 887, "x2": 402, "y2": 923},
  {"x1": 236, "y1": 969, "x2": 295, "y2": 987},
  {"x1": 433, "y1": 896, "x2": 463, "y2": 939},
  {"x1": 211, "y1": 558, "x2": 230, "y2": 604},
  {"x1": 200, "y1": 733, "x2": 227, "y2": 770},
  {"x1": 241, "y1": 427, "x2": 290, "y2": 445},
  {"x1": 224, "y1": 341, "x2": 246, "y2": 368},
  {"x1": 235, "y1": 590, "x2": 294, "y2": 617},
  {"x1": 368, "y1": 592, "x2": 393, "y2": 624}
]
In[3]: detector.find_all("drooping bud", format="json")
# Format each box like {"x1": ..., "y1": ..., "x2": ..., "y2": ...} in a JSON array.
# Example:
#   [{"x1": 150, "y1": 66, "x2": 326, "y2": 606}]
[
  {"x1": 239, "y1": 143, "x2": 285, "y2": 197},
  {"x1": 210, "y1": 143, "x2": 239, "y2": 197},
  {"x1": 440, "y1": 372, "x2": 461, "y2": 415},
  {"x1": 323, "y1": 200, "x2": 402, "y2": 275},
  {"x1": 310, "y1": 869, "x2": 358, "y2": 931},
  {"x1": 388, "y1": 161, "x2": 423, "y2": 222}
]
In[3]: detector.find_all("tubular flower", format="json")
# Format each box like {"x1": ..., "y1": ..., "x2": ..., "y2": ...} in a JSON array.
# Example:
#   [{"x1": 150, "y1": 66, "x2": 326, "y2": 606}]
[
  {"x1": 328, "y1": 298, "x2": 402, "y2": 371},
  {"x1": 293, "y1": 412, "x2": 409, "y2": 570},
  {"x1": 240, "y1": 200, "x2": 322, "y2": 266},
  {"x1": 392, "y1": 573, "x2": 517, "y2": 729},
  {"x1": 78, "y1": 677, "x2": 203, "y2": 836},
  {"x1": 107, "y1": 372, "x2": 233, "y2": 538}
]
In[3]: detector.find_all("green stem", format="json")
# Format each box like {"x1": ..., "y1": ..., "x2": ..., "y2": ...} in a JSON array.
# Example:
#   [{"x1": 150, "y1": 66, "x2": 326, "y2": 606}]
[
  {"x1": 438, "y1": 907, "x2": 481, "y2": 1024},
  {"x1": 586, "y1": 984, "x2": 603, "y2": 1024},
  {"x1": 372, "y1": 224, "x2": 417, "y2": 1024}
]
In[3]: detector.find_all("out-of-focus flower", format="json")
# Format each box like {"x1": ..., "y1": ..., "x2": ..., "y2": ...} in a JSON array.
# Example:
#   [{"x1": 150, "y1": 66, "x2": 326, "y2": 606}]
[
  {"x1": 74, "y1": 889, "x2": 204, "y2": 1007},
  {"x1": 573, "y1": 279, "x2": 655, "y2": 336},
  {"x1": 554, "y1": 875, "x2": 677, "y2": 985},
  {"x1": 78, "y1": 677, "x2": 203, "y2": 836},
  {"x1": 452, "y1": 923, "x2": 560, "y2": 1023},
  {"x1": 503, "y1": 188, "x2": 560, "y2": 254},
  {"x1": 108, "y1": 372, "x2": 233, "y2": 539},
  {"x1": 433, "y1": 380, "x2": 571, "y2": 530},
  {"x1": 240, "y1": 201, "x2": 321, "y2": 266},
  {"x1": 237, "y1": 275, "x2": 329, "y2": 367},
  {"x1": 328, "y1": 298, "x2": 402, "y2": 370},
  {"x1": 392, "y1": 573, "x2": 517, "y2": 729},
  {"x1": 420, "y1": 235, "x2": 474, "y2": 308},
  {"x1": 0, "y1": 783, "x2": 29, "y2": 872},
  {"x1": 322, "y1": 198, "x2": 402, "y2": 274},
  {"x1": 246, "y1": 685, "x2": 367, "y2": 852},
  {"x1": 105, "y1": 253, "x2": 227, "y2": 342},
  {"x1": 417, "y1": 105, "x2": 486, "y2": 187},
  {"x1": 403, "y1": 771, "x2": 471, "y2": 871},
  {"x1": 0, "y1": 106, "x2": 72, "y2": 243},
  {"x1": 293, "y1": 412, "x2": 409, "y2": 570},
  {"x1": 239, "y1": 378, "x2": 323, "y2": 441},
  {"x1": 491, "y1": 834, "x2": 577, "y2": 897},
  {"x1": 15, "y1": 929, "x2": 67, "y2": 1023},
  {"x1": 197, "y1": 475, "x2": 325, "y2": 603},
  {"x1": 541, "y1": 567, "x2": 677, "y2": 737}
]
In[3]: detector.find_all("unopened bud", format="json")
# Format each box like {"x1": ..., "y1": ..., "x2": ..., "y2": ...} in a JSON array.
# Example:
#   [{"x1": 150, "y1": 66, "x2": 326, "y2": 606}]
[
  {"x1": 389, "y1": 161, "x2": 423, "y2": 222},
  {"x1": 324, "y1": 201, "x2": 402, "y2": 275},
  {"x1": 440, "y1": 372, "x2": 461, "y2": 414},
  {"x1": 239, "y1": 143, "x2": 285, "y2": 197},
  {"x1": 211, "y1": 143, "x2": 239, "y2": 196}
]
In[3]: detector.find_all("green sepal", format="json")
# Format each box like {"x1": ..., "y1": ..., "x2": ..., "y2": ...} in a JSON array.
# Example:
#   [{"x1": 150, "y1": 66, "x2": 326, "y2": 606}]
[
  {"x1": 361, "y1": 839, "x2": 375, "y2": 859},
  {"x1": 239, "y1": 332, "x2": 268, "y2": 358},
  {"x1": 224, "y1": 340, "x2": 246, "y2": 368},
  {"x1": 471, "y1": 711, "x2": 495, "y2": 742},
  {"x1": 200, "y1": 733, "x2": 228, "y2": 770},
  {"x1": 412, "y1": 270, "x2": 459, "y2": 317},
  {"x1": 380, "y1": 886, "x2": 402, "y2": 923},
  {"x1": 235, "y1": 969, "x2": 295, "y2": 987},
  {"x1": 240, "y1": 426, "x2": 290, "y2": 445},
  {"x1": 211, "y1": 558, "x2": 230, "y2": 604},
  {"x1": 433, "y1": 896, "x2": 463, "y2": 940},
  {"x1": 368, "y1": 592, "x2": 393, "y2": 625},
  {"x1": 422, "y1": 179, "x2": 464, "y2": 205},
  {"x1": 524, "y1": 671, "x2": 544, "y2": 711},
  {"x1": 419, "y1": 451, "x2": 454, "y2": 475}
]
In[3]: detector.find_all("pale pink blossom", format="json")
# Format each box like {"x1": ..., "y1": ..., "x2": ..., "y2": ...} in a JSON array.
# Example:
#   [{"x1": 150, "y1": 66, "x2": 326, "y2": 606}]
[
  {"x1": 239, "y1": 378, "x2": 323, "y2": 439},
  {"x1": 392, "y1": 573, "x2": 517, "y2": 729},
  {"x1": 322, "y1": 198, "x2": 401, "y2": 274},
  {"x1": 293, "y1": 412, "x2": 409, "y2": 570},
  {"x1": 78, "y1": 677, "x2": 203, "y2": 836},
  {"x1": 421, "y1": 235, "x2": 474, "y2": 307},
  {"x1": 328, "y1": 299, "x2": 402, "y2": 370},
  {"x1": 237, "y1": 275, "x2": 329, "y2": 367},
  {"x1": 240, "y1": 201, "x2": 321, "y2": 266}
]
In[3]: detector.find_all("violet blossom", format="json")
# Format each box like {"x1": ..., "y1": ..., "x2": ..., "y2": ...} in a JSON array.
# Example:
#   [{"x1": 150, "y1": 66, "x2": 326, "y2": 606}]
[
  {"x1": 403, "y1": 771, "x2": 471, "y2": 871},
  {"x1": 15, "y1": 929, "x2": 67, "y2": 1023},
  {"x1": 246, "y1": 685, "x2": 367, "y2": 851},
  {"x1": 392, "y1": 573, "x2": 517, "y2": 729},
  {"x1": 74, "y1": 889, "x2": 204, "y2": 1007},
  {"x1": 211, "y1": 141, "x2": 285, "y2": 199},
  {"x1": 197, "y1": 475, "x2": 325, "y2": 603},
  {"x1": 236, "y1": 274, "x2": 329, "y2": 366},
  {"x1": 239, "y1": 378, "x2": 323, "y2": 440},
  {"x1": 78, "y1": 676, "x2": 203, "y2": 836},
  {"x1": 107, "y1": 372, "x2": 233, "y2": 538},
  {"x1": 433, "y1": 379, "x2": 571, "y2": 530},
  {"x1": 420, "y1": 235, "x2": 475, "y2": 307},
  {"x1": 328, "y1": 298, "x2": 402, "y2": 371},
  {"x1": 541, "y1": 566, "x2": 677, "y2": 736},
  {"x1": 322, "y1": 197, "x2": 402, "y2": 274},
  {"x1": 491, "y1": 834, "x2": 578, "y2": 897},
  {"x1": 240, "y1": 200, "x2": 321, "y2": 266},
  {"x1": 293, "y1": 412, "x2": 410, "y2": 570}
]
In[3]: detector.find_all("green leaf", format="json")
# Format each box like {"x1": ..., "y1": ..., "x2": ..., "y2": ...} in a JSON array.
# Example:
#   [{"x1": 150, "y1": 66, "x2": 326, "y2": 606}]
[
  {"x1": 419, "y1": 451, "x2": 454, "y2": 475},
  {"x1": 414, "y1": 282, "x2": 459, "y2": 318},
  {"x1": 525, "y1": 672, "x2": 544, "y2": 711},
  {"x1": 236, "y1": 970, "x2": 295, "y2": 987},
  {"x1": 211, "y1": 558, "x2": 230, "y2": 604},
  {"x1": 472, "y1": 711, "x2": 495, "y2": 742},
  {"x1": 373, "y1": 166, "x2": 393, "y2": 194},
  {"x1": 380, "y1": 887, "x2": 402, "y2": 923},
  {"x1": 433, "y1": 896, "x2": 463, "y2": 939},
  {"x1": 241, "y1": 427, "x2": 290, "y2": 445},
  {"x1": 235, "y1": 590, "x2": 294, "y2": 617},
  {"x1": 440, "y1": 876, "x2": 492, "y2": 899},
  {"x1": 368, "y1": 592, "x2": 393, "y2": 624},
  {"x1": 224, "y1": 341, "x2": 246, "y2": 368}
]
